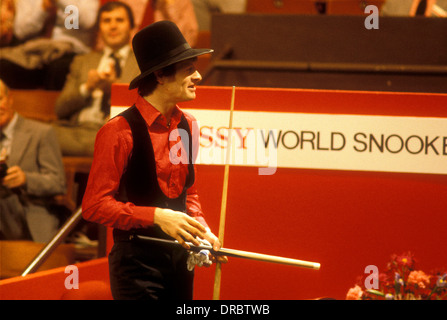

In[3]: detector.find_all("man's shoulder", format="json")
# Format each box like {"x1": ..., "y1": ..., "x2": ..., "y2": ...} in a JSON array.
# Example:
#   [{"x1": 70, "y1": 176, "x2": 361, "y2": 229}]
[
  {"x1": 72, "y1": 50, "x2": 103, "y2": 64},
  {"x1": 181, "y1": 109, "x2": 197, "y2": 122},
  {"x1": 19, "y1": 115, "x2": 51, "y2": 131},
  {"x1": 99, "y1": 113, "x2": 131, "y2": 134},
  {"x1": 16, "y1": 116, "x2": 56, "y2": 140}
]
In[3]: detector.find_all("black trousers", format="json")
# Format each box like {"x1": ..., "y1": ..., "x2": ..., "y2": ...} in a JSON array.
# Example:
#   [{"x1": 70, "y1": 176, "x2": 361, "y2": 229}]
[{"x1": 108, "y1": 235, "x2": 194, "y2": 300}]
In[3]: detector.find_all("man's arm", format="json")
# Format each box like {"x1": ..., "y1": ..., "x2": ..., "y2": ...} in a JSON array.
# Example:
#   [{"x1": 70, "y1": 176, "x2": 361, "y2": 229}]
[
  {"x1": 4, "y1": 124, "x2": 65, "y2": 196},
  {"x1": 54, "y1": 54, "x2": 92, "y2": 120},
  {"x1": 25, "y1": 125, "x2": 65, "y2": 196}
]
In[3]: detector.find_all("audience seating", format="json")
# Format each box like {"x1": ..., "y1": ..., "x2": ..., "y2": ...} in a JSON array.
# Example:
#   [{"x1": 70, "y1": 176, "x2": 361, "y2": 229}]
[
  {"x1": 246, "y1": 0, "x2": 385, "y2": 15},
  {"x1": 0, "y1": 240, "x2": 76, "y2": 279},
  {"x1": 195, "y1": 30, "x2": 211, "y2": 74}
]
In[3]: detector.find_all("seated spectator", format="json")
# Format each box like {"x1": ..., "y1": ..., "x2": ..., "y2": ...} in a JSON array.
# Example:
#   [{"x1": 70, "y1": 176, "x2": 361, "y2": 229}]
[
  {"x1": 153, "y1": 0, "x2": 199, "y2": 46},
  {"x1": 191, "y1": 0, "x2": 246, "y2": 31},
  {"x1": 0, "y1": 79, "x2": 66, "y2": 243},
  {"x1": 52, "y1": 1, "x2": 139, "y2": 157},
  {"x1": 382, "y1": 0, "x2": 447, "y2": 16},
  {"x1": 0, "y1": 0, "x2": 100, "y2": 90},
  {"x1": 0, "y1": 0, "x2": 15, "y2": 47}
]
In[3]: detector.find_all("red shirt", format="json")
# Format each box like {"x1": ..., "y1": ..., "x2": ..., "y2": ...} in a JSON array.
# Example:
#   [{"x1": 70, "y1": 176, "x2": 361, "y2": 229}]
[{"x1": 82, "y1": 95, "x2": 208, "y2": 230}]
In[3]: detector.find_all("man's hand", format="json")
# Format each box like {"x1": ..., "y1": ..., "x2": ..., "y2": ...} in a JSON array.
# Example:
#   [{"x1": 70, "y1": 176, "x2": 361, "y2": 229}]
[
  {"x1": 2, "y1": 165, "x2": 26, "y2": 189},
  {"x1": 202, "y1": 229, "x2": 228, "y2": 264},
  {"x1": 154, "y1": 208, "x2": 207, "y2": 249},
  {"x1": 85, "y1": 63, "x2": 117, "y2": 93}
]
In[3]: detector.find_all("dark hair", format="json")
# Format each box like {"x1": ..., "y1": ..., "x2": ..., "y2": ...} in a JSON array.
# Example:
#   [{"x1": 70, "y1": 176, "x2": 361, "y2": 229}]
[
  {"x1": 137, "y1": 64, "x2": 177, "y2": 97},
  {"x1": 137, "y1": 58, "x2": 199, "y2": 96},
  {"x1": 96, "y1": 1, "x2": 135, "y2": 29}
]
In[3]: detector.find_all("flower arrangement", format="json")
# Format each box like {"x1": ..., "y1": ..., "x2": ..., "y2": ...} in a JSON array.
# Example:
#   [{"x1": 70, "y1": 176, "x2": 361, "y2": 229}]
[{"x1": 346, "y1": 252, "x2": 446, "y2": 300}]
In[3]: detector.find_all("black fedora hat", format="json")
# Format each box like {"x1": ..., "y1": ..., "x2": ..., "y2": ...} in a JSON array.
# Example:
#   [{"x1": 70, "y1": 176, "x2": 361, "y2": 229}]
[{"x1": 129, "y1": 20, "x2": 213, "y2": 90}]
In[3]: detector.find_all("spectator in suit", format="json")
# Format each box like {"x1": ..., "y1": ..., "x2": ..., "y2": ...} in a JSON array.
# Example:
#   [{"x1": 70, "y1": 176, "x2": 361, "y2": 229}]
[
  {"x1": 0, "y1": 79, "x2": 66, "y2": 243},
  {"x1": 53, "y1": 1, "x2": 139, "y2": 156}
]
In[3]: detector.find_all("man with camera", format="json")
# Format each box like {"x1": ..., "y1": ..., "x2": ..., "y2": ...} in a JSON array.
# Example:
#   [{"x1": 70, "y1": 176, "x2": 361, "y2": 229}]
[{"x1": 0, "y1": 79, "x2": 66, "y2": 242}]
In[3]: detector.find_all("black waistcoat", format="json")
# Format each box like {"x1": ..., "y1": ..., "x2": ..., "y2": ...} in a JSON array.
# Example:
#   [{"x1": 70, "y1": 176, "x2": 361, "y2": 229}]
[{"x1": 114, "y1": 105, "x2": 195, "y2": 239}]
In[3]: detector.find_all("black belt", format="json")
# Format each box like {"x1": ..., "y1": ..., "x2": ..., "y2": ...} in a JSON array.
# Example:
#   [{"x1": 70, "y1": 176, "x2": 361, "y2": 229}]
[{"x1": 112, "y1": 227, "x2": 173, "y2": 243}]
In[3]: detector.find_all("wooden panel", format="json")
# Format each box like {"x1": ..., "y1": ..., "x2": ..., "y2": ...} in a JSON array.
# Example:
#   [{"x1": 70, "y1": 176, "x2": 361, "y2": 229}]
[
  {"x1": 208, "y1": 14, "x2": 447, "y2": 93},
  {"x1": 10, "y1": 89, "x2": 59, "y2": 123},
  {"x1": 246, "y1": 0, "x2": 319, "y2": 14},
  {"x1": 0, "y1": 241, "x2": 75, "y2": 279},
  {"x1": 246, "y1": 0, "x2": 385, "y2": 15}
]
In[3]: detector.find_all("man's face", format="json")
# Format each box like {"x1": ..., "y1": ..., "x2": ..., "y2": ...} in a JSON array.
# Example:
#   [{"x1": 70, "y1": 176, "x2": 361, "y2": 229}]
[
  {"x1": 0, "y1": 84, "x2": 14, "y2": 128},
  {"x1": 99, "y1": 7, "x2": 132, "y2": 51},
  {"x1": 162, "y1": 59, "x2": 202, "y2": 103}
]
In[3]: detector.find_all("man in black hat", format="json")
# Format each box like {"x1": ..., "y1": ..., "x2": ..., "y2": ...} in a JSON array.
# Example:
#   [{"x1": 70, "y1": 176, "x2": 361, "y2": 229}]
[{"x1": 82, "y1": 20, "x2": 227, "y2": 300}]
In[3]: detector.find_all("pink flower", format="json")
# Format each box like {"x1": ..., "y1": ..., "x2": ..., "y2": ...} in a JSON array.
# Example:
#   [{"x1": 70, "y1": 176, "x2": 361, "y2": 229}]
[
  {"x1": 346, "y1": 285, "x2": 363, "y2": 300},
  {"x1": 407, "y1": 270, "x2": 431, "y2": 289}
]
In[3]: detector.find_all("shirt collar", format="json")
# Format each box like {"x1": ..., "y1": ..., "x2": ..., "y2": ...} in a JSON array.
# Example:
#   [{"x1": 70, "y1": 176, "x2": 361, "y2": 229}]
[
  {"x1": 104, "y1": 44, "x2": 130, "y2": 60},
  {"x1": 2, "y1": 112, "x2": 18, "y2": 139},
  {"x1": 135, "y1": 95, "x2": 183, "y2": 129}
]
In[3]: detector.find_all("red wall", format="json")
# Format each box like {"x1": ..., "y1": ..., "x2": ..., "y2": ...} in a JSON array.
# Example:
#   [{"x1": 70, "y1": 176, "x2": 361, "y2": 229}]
[
  {"x1": 192, "y1": 166, "x2": 446, "y2": 299},
  {"x1": 112, "y1": 85, "x2": 447, "y2": 300}
]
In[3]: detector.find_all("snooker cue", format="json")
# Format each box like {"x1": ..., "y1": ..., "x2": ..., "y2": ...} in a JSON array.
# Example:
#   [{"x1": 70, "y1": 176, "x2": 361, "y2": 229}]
[
  {"x1": 213, "y1": 86, "x2": 236, "y2": 300},
  {"x1": 133, "y1": 235, "x2": 321, "y2": 270}
]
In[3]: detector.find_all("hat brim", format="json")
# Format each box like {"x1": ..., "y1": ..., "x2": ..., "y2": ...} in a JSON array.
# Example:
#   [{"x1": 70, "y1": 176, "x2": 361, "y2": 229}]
[{"x1": 128, "y1": 48, "x2": 213, "y2": 90}]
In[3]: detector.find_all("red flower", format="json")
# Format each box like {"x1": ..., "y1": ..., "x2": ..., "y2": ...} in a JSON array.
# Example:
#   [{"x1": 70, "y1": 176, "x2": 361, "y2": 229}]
[
  {"x1": 388, "y1": 252, "x2": 415, "y2": 271},
  {"x1": 346, "y1": 285, "x2": 363, "y2": 300},
  {"x1": 407, "y1": 270, "x2": 431, "y2": 289}
]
